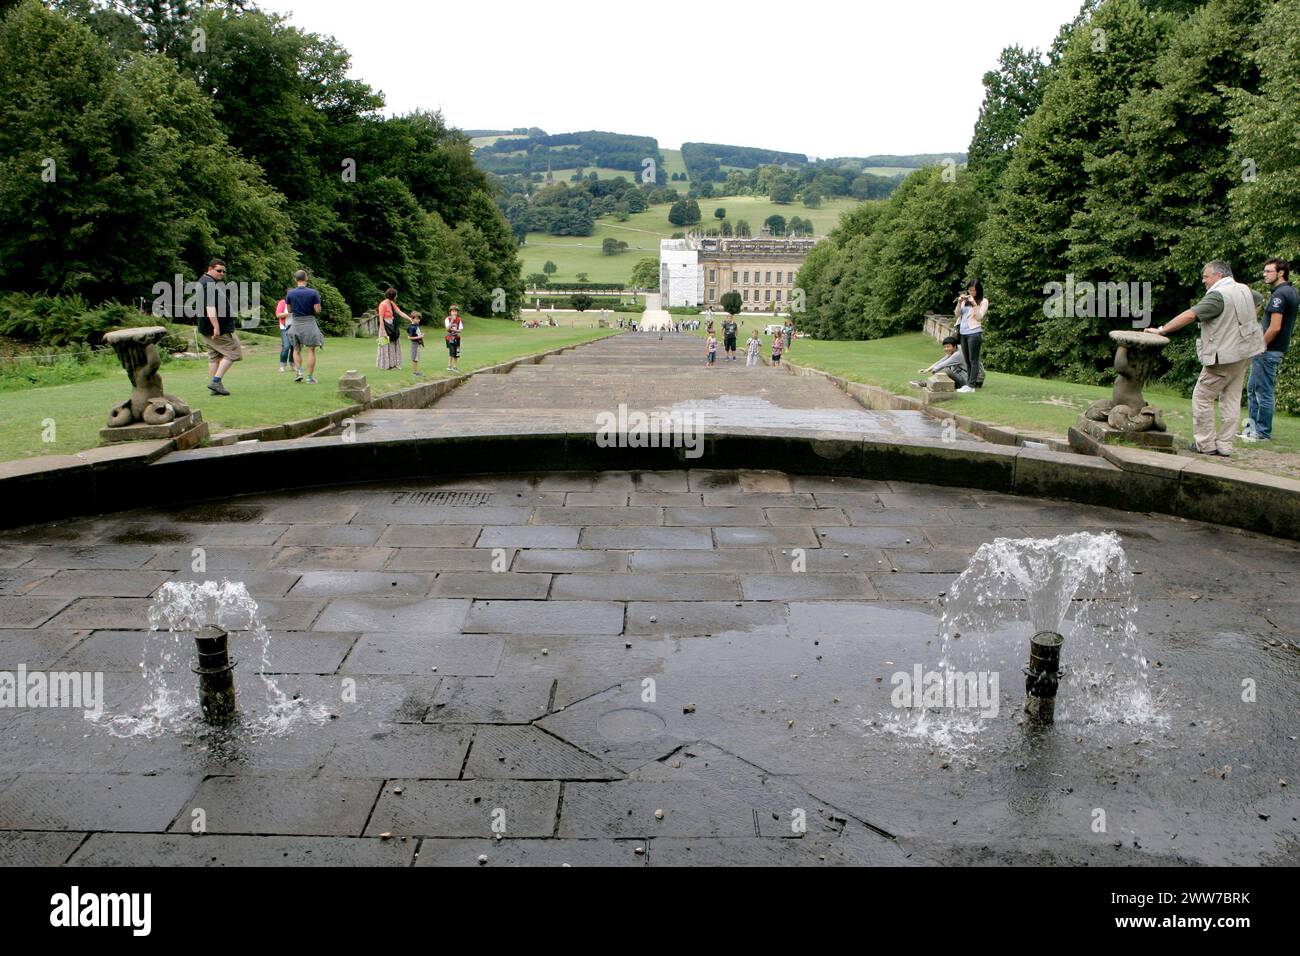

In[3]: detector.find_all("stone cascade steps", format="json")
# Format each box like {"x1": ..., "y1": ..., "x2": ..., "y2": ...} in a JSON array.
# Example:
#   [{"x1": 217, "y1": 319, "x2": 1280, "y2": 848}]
[{"x1": 352, "y1": 333, "x2": 966, "y2": 443}]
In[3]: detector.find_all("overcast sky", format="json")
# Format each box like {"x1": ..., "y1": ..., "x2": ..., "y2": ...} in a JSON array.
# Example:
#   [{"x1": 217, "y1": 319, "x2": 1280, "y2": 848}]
[{"x1": 259, "y1": 0, "x2": 1084, "y2": 158}]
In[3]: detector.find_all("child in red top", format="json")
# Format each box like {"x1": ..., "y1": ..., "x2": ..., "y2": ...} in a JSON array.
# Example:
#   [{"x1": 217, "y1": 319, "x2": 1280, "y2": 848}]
[{"x1": 444, "y1": 305, "x2": 464, "y2": 373}]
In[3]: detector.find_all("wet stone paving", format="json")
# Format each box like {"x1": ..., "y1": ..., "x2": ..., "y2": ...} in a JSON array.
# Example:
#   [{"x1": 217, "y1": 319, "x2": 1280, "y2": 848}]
[{"x1": 0, "y1": 469, "x2": 1298, "y2": 866}]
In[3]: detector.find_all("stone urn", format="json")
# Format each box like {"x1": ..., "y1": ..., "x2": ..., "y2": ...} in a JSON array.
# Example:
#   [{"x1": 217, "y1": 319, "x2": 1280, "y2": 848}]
[{"x1": 1074, "y1": 329, "x2": 1173, "y2": 452}]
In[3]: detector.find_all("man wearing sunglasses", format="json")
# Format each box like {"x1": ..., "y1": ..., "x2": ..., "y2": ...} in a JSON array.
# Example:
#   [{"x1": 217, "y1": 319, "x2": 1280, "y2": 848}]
[{"x1": 197, "y1": 258, "x2": 242, "y2": 396}]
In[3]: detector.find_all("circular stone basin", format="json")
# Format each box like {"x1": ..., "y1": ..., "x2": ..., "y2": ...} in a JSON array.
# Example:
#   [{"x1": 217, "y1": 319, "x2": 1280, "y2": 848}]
[
  {"x1": 1110, "y1": 329, "x2": 1169, "y2": 347},
  {"x1": 104, "y1": 326, "x2": 168, "y2": 344},
  {"x1": 596, "y1": 707, "x2": 668, "y2": 742}
]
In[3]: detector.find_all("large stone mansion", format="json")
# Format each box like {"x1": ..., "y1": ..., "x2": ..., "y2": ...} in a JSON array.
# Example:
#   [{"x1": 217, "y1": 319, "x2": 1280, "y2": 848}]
[{"x1": 659, "y1": 233, "x2": 819, "y2": 311}]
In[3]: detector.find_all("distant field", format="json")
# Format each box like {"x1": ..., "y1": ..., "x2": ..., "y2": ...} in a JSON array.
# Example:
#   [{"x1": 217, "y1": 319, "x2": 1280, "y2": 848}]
[
  {"x1": 469, "y1": 133, "x2": 527, "y2": 149},
  {"x1": 860, "y1": 166, "x2": 918, "y2": 177},
  {"x1": 660, "y1": 148, "x2": 689, "y2": 182},
  {"x1": 519, "y1": 196, "x2": 867, "y2": 283},
  {"x1": 546, "y1": 167, "x2": 641, "y2": 183}
]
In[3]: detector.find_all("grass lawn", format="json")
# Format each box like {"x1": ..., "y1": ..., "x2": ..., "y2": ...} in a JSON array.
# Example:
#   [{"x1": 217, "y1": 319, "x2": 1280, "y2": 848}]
[
  {"x1": 660, "y1": 148, "x2": 689, "y2": 183},
  {"x1": 777, "y1": 332, "x2": 1300, "y2": 479},
  {"x1": 520, "y1": 196, "x2": 866, "y2": 284},
  {"x1": 0, "y1": 317, "x2": 615, "y2": 463},
  {"x1": 860, "y1": 166, "x2": 918, "y2": 177}
]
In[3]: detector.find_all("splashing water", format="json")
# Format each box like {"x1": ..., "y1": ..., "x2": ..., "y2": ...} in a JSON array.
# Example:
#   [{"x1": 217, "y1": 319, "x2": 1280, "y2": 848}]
[
  {"x1": 879, "y1": 531, "x2": 1163, "y2": 749},
  {"x1": 90, "y1": 580, "x2": 329, "y2": 740}
]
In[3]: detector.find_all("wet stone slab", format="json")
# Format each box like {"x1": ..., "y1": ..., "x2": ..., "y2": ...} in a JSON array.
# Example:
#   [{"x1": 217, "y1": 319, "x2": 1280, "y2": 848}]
[
  {"x1": 414, "y1": 837, "x2": 645, "y2": 867},
  {"x1": 0, "y1": 569, "x2": 55, "y2": 596},
  {"x1": 67, "y1": 833, "x2": 416, "y2": 867},
  {"x1": 0, "y1": 629, "x2": 88, "y2": 669},
  {"x1": 464, "y1": 600, "x2": 625, "y2": 635},
  {"x1": 341, "y1": 633, "x2": 502, "y2": 676},
  {"x1": 0, "y1": 597, "x2": 73, "y2": 628},
  {"x1": 476, "y1": 526, "x2": 580, "y2": 549},
  {"x1": 430, "y1": 572, "x2": 553, "y2": 599},
  {"x1": 550, "y1": 573, "x2": 740, "y2": 602},
  {"x1": 463, "y1": 725, "x2": 623, "y2": 780},
  {"x1": 319, "y1": 725, "x2": 472, "y2": 778},
  {"x1": 169, "y1": 776, "x2": 381, "y2": 836},
  {"x1": 0, "y1": 773, "x2": 201, "y2": 832},
  {"x1": 579, "y1": 527, "x2": 712, "y2": 550},
  {"x1": 512, "y1": 549, "x2": 630, "y2": 573},
  {"x1": 365, "y1": 781, "x2": 561, "y2": 838},
  {"x1": 313, "y1": 597, "x2": 469, "y2": 632},
  {"x1": 290, "y1": 571, "x2": 435, "y2": 598},
  {"x1": 426, "y1": 677, "x2": 554, "y2": 724},
  {"x1": 0, "y1": 831, "x2": 87, "y2": 866}
]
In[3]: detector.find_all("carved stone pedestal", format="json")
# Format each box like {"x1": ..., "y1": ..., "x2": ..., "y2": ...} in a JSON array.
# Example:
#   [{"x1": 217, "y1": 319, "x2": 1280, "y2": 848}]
[{"x1": 338, "y1": 370, "x2": 372, "y2": 404}]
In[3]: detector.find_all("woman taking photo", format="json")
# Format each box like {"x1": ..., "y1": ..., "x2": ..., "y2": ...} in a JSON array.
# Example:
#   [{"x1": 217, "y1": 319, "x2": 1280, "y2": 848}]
[
  {"x1": 953, "y1": 279, "x2": 988, "y2": 392},
  {"x1": 376, "y1": 287, "x2": 409, "y2": 371}
]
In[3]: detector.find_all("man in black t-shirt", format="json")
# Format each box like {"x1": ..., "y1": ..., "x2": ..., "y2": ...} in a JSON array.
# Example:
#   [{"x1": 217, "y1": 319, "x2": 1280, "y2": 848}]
[
  {"x1": 721, "y1": 317, "x2": 738, "y2": 361},
  {"x1": 1242, "y1": 258, "x2": 1298, "y2": 441},
  {"x1": 197, "y1": 258, "x2": 241, "y2": 396}
]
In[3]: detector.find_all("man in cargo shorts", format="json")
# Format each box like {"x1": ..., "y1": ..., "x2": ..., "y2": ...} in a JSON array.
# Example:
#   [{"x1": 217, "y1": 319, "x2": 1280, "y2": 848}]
[{"x1": 197, "y1": 258, "x2": 241, "y2": 396}]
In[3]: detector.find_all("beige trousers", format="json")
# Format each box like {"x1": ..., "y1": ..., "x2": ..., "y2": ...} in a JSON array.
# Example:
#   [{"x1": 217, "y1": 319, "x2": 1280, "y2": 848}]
[{"x1": 1192, "y1": 357, "x2": 1250, "y2": 454}]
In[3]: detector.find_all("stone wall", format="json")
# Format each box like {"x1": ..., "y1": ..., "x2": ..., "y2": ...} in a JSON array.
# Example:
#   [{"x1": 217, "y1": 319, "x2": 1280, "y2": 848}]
[{"x1": 923, "y1": 313, "x2": 953, "y2": 342}]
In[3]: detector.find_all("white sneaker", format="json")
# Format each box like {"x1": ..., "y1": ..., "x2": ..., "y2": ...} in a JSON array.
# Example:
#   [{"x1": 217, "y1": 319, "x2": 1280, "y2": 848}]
[
  {"x1": 1236, "y1": 427, "x2": 1255, "y2": 440},
  {"x1": 956, "y1": 385, "x2": 975, "y2": 393},
  {"x1": 1239, "y1": 433, "x2": 1262, "y2": 443}
]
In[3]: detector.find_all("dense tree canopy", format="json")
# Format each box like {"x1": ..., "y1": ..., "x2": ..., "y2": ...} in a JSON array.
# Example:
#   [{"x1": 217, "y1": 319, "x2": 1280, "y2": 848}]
[{"x1": 0, "y1": 0, "x2": 522, "y2": 323}]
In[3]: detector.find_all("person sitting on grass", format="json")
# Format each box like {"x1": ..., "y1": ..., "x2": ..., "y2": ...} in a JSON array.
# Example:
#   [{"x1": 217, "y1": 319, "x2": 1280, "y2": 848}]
[{"x1": 911, "y1": 335, "x2": 969, "y2": 389}]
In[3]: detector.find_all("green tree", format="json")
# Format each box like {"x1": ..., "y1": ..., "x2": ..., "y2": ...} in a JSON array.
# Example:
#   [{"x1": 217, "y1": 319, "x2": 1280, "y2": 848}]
[
  {"x1": 971, "y1": 0, "x2": 1175, "y2": 376},
  {"x1": 714, "y1": 207, "x2": 726, "y2": 220},
  {"x1": 601, "y1": 237, "x2": 628, "y2": 255},
  {"x1": 720, "y1": 291, "x2": 742, "y2": 315},
  {"x1": 802, "y1": 189, "x2": 822, "y2": 208},
  {"x1": 1228, "y1": 0, "x2": 1300, "y2": 272},
  {"x1": 770, "y1": 180, "x2": 795, "y2": 203},
  {"x1": 576, "y1": 272, "x2": 589, "y2": 282},
  {"x1": 526, "y1": 272, "x2": 549, "y2": 288},
  {"x1": 764, "y1": 215, "x2": 786, "y2": 236},
  {"x1": 735, "y1": 219, "x2": 752, "y2": 238},
  {"x1": 570, "y1": 293, "x2": 594, "y2": 311},
  {"x1": 0, "y1": 1, "x2": 295, "y2": 300},
  {"x1": 966, "y1": 44, "x2": 1051, "y2": 197},
  {"x1": 1063, "y1": 0, "x2": 1266, "y2": 382},
  {"x1": 630, "y1": 257, "x2": 659, "y2": 290},
  {"x1": 543, "y1": 260, "x2": 557, "y2": 276}
]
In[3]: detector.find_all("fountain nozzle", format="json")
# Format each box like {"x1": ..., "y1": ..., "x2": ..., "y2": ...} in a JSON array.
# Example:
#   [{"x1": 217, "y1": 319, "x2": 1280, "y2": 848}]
[
  {"x1": 1024, "y1": 631, "x2": 1064, "y2": 725},
  {"x1": 192, "y1": 625, "x2": 237, "y2": 725}
]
